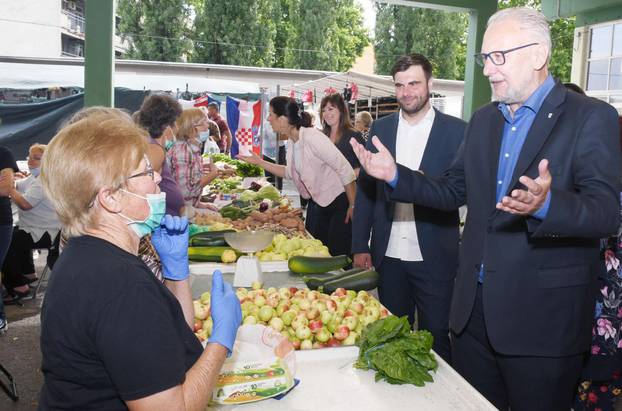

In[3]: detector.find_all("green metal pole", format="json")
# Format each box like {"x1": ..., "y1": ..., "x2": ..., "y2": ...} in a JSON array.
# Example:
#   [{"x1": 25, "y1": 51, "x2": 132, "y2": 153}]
[
  {"x1": 462, "y1": 1, "x2": 497, "y2": 120},
  {"x1": 84, "y1": 0, "x2": 114, "y2": 107}
]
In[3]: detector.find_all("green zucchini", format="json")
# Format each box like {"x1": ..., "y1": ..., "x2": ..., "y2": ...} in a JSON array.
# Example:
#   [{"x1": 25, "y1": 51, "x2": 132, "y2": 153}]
[
  {"x1": 288, "y1": 255, "x2": 352, "y2": 275},
  {"x1": 303, "y1": 267, "x2": 366, "y2": 290},
  {"x1": 189, "y1": 230, "x2": 236, "y2": 247},
  {"x1": 319, "y1": 269, "x2": 380, "y2": 294},
  {"x1": 188, "y1": 246, "x2": 241, "y2": 262}
]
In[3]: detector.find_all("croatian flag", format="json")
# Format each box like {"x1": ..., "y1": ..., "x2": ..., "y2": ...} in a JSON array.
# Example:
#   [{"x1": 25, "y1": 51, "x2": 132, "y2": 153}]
[{"x1": 226, "y1": 96, "x2": 262, "y2": 158}]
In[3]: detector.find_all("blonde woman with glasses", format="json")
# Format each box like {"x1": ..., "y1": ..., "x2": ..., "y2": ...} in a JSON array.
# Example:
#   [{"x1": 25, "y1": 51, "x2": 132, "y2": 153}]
[{"x1": 38, "y1": 112, "x2": 241, "y2": 410}]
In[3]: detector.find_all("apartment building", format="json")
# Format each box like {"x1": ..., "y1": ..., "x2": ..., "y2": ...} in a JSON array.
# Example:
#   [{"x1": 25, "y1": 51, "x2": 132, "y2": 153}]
[{"x1": 0, "y1": 0, "x2": 126, "y2": 58}]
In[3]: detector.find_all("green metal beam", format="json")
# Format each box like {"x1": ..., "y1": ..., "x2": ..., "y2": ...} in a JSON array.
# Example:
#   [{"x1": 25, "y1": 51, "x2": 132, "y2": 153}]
[
  {"x1": 543, "y1": 0, "x2": 622, "y2": 19},
  {"x1": 374, "y1": 0, "x2": 497, "y2": 120},
  {"x1": 463, "y1": 1, "x2": 497, "y2": 120},
  {"x1": 374, "y1": 0, "x2": 472, "y2": 13},
  {"x1": 84, "y1": 0, "x2": 114, "y2": 107},
  {"x1": 576, "y1": 5, "x2": 622, "y2": 27}
]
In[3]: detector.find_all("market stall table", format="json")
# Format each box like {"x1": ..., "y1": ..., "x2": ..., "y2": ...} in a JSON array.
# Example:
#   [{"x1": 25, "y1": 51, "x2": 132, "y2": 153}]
[{"x1": 189, "y1": 266, "x2": 496, "y2": 411}]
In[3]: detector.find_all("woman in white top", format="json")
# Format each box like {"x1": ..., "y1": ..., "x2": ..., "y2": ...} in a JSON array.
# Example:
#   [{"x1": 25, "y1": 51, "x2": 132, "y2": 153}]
[
  {"x1": 2, "y1": 143, "x2": 60, "y2": 299},
  {"x1": 238, "y1": 96, "x2": 356, "y2": 257}
]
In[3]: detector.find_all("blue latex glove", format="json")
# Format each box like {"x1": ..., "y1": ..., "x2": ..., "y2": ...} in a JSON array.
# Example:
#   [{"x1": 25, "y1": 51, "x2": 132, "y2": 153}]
[
  {"x1": 209, "y1": 270, "x2": 242, "y2": 354},
  {"x1": 151, "y1": 215, "x2": 190, "y2": 281}
]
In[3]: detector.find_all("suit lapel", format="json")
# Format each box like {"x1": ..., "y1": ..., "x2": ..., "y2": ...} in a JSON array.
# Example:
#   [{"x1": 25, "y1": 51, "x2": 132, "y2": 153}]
[
  {"x1": 383, "y1": 112, "x2": 399, "y2": 158},
  {"x1": 381, "y1": 113, "x2": 399, "y2": 220},
  {"x1": 487, "y1": 108, "x2": 505, "y2": 211},
  {"x1": 419, "y1": 108, "x2": 442, "y2": 173},
  {"x1": 506, "y1": 83, "x2": 566, "y2": 193}
]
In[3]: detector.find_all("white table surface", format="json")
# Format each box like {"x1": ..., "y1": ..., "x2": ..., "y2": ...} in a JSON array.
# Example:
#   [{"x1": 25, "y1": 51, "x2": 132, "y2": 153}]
[
  {"x1": 190, "y1": 267, "x2": 496, "y2": 410},
  {"x1": 209, "y1": 346, "x2": 495, "y2": 410}
]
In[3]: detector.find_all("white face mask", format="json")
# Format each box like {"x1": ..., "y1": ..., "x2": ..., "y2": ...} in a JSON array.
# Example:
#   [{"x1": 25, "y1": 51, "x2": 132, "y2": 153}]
[{"x1": 198, "y1": 131, "x2": 210, "y2": 143}]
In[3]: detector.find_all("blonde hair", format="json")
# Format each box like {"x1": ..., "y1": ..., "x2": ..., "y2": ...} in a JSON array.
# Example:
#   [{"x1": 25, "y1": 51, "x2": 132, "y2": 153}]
[
  {"x1": 355, "y1": 111, "x2": 373, "y2": 129},
  {"x1": 63, "y1": 106, "x2": 132, "y2": 129},
  {"x1": 176, "y1": 108, "x2": 205, "y2": 142},
  {"x1": 41, "y1": 112, "x2": 147, "y2": 237},
  {"x1": 29, "y1": 143, "x2": 46, "y2": 156}
]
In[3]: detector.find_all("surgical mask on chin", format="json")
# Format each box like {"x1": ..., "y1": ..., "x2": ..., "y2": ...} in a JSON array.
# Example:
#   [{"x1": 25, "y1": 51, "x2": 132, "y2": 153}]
[
  {"x1": 165, "y1": 139, "x2": 175, "y2": 151},
  {"x1": 29, "y1": 167, "x2": 40, "y2": 177},
  {"x1": 118, "y1": 191, "x2": 167, "y2": 239},
  {"x1": 198, "y1": 131, "x2": 210, "y2": 143}
]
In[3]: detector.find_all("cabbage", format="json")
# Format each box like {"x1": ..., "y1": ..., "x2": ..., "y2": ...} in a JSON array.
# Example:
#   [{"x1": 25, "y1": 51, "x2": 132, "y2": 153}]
[
  {"x1": 256, "y1": 185, "x2": 281, "y2": 202},
  {"x1": 239, "y1": 190, "x2": 258, "y2": 202}
]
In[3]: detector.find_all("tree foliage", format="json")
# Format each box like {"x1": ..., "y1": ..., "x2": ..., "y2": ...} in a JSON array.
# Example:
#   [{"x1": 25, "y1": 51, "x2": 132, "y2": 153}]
[
  {"x1": 117, "y1": 0, "x2": 191, "y2": 62},
  {"x1": 192, "y1": 0, "x2": 278, "y2": 66},
  {"x1": 374, "y1": 5, "x2": 468, "y2": 80},
  {"x1": 373, "y1": 0, "x2": 574, "y2": 81},
  {"x1": 118, "y1": 0, "x2": 369, "y2": 71}
]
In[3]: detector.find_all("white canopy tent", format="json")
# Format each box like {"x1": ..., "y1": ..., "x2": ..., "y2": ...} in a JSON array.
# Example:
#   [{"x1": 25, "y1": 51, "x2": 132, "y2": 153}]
[
  {"x1": 279, "y1": 70, "x2": 465, "y2": 100},
  {"x1": 281, "y1": 70, "x2": 464, "y2": 118},
  {"x1": 0, "y1": 62, "x2": 260, "y2": 93}
]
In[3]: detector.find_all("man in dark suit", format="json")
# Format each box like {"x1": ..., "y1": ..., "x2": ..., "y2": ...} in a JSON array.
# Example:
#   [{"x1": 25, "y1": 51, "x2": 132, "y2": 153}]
[
  {"x1": 351, "y1": 54, "x2": 465, "y2": 363},
  {"x1": 351, "y1": 7, "x2": 621, "y2": 411}
]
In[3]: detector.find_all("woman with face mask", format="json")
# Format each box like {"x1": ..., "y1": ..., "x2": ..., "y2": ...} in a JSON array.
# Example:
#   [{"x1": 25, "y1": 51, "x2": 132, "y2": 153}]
[
  {"x1": 1, "y1": 143, "x2": 61, "y2": 301},
  {"x1": 37, "y1": 112, "x2": 241, "y2": 411},
  {"x1": 136, "y1": 94, "x2": 186, "y2": 216},
  {"x1": 167, "y1": 108, "x2": 220, "y2": 209}
]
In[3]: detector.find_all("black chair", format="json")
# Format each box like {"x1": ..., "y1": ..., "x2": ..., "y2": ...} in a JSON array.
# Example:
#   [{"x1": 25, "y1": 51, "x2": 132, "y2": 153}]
[
  {"x1": 0, "y1": 362, "x2": 18, "y2": 401},
  {"x1": 31, "y1": 231, "x2": 60, "y2": 300}
]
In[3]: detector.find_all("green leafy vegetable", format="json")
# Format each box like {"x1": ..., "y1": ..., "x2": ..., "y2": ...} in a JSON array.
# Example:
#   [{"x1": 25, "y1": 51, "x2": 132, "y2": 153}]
[
  {"x1": 236, "y1": 161, "x2": 263, "y2": 177},
  {"x1": 355, "y1": 315, "x2": 438, "y2": 387},
  {"x1": 256, "y1": 185, "x2": 281, "y2": 202},
  {"x1": 219, "y1": 204, "x2": 255, "y2": 220},
  {"x1": 207, "y1": 154, "x2": 264, "y2": 177}
]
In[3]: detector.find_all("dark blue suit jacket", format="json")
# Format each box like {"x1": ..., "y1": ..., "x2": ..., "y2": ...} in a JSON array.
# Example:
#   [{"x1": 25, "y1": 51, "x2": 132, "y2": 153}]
[
  {"x1": 389, "y1": 82, "x2": 622, "y2": 356},
  {"x1": 352, "y1": 108, "x2": 466, "y2": 281}
]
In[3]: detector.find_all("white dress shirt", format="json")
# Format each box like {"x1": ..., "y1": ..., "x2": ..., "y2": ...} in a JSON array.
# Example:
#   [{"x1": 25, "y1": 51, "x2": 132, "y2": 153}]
[{"x1": 385, "y1": 107, "x2": 435, "y2": 261}]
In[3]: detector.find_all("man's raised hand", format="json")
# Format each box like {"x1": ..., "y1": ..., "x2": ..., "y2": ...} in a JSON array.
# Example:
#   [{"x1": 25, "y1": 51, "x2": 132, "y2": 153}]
[{"x1": 350, "y1": 136, "x2": 398, "y2": 183}]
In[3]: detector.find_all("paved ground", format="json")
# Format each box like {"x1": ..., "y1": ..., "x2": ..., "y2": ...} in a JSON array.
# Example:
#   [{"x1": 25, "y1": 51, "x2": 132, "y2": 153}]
[{"x1": 0, "y1": 254, "x2": 46, "y2": 410}]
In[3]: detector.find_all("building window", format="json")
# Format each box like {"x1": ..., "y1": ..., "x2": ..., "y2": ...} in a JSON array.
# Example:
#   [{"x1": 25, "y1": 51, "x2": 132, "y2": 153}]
[{"x1": 587, "y1": 21, "x2": 622, "y2": 91}]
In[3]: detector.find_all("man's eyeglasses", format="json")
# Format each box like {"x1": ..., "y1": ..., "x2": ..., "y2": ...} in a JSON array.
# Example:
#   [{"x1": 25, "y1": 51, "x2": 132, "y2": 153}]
[
  {"x1": 474, "y1": 43, "x2": 539, "y2": 67},
  {"x1": 127, "y1": 156, "x2": 155, "y2": 181}
]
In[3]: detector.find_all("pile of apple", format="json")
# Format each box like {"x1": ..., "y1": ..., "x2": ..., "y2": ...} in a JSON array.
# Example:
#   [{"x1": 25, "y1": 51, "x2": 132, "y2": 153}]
[{"x1": 193, "y1": 285, "x2": 389, "y2": 350}]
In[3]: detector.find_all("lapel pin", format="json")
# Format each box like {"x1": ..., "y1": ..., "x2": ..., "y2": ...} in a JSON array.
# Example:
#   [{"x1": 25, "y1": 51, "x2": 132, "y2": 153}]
[{"x1": 547, "y1": 113, "x2": 553, "y2": 118}]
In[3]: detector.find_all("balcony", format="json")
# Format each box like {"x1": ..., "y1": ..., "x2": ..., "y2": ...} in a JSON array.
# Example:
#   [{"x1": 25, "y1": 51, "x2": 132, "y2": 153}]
[{"x1": 60, "y1": 10, "x2": 85, "y2": 39}]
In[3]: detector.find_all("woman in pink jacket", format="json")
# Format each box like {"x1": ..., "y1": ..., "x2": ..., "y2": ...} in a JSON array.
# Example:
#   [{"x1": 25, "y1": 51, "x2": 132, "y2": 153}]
[{"x1": 238, "y1": 97, "x2": 356, "y2": 257}]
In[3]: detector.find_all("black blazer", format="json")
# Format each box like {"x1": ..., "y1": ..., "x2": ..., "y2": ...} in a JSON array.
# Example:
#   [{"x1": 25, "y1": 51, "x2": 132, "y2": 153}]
[
  {"x1": 352, "y1": 108, "x2": 466, "y2": 280},
  {"x1": 390, "y1": 81, "x2": 622, "y2": 357}
]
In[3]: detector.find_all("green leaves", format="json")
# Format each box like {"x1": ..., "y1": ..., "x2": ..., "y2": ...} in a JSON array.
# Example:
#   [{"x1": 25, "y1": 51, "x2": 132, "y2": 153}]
[
  {"x1": 355, "y1": 315, "x2": 438, "y2": 387},
  {"x1": 118, "y1": 0, "x2": 369, "y2": 71},
  {"x1": 374, "y1": 5, "x2": 468, "y2": 80},
  {"x1": 117, "y1": 0, "x2": 192, "y2": 62}
]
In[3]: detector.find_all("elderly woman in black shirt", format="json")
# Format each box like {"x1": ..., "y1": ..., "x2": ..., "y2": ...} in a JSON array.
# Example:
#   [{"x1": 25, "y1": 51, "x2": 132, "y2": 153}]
[{"x1": 38, "y1": 112, "x2": 241, "y2": 410}]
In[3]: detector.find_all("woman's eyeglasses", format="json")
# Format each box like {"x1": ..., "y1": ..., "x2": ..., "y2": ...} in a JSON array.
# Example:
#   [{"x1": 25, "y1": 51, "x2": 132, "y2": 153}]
[{"x1": 127, "y1": 156, "x2": 155, "y2": 180}]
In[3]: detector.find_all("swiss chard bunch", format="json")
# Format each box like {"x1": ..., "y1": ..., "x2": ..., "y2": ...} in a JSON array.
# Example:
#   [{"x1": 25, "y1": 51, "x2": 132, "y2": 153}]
[{"x1": 355, "y1": 315, "x2": 437, "y2": 387}]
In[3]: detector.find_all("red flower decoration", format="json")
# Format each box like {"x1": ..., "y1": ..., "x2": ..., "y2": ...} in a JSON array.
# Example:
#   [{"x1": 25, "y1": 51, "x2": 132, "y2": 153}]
[
  {"x1": 588, "y1": 392, "x2": 599, "y2": 403},
  {"x1": 350, "y1": 83, "x2": 359, "y2": 101}
]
